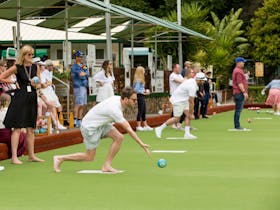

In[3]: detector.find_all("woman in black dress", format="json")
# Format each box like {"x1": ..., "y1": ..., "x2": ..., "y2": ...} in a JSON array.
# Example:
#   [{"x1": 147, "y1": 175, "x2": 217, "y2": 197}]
[{"x1": 0, "y1": 45, "x2": 44, "y2": 164}]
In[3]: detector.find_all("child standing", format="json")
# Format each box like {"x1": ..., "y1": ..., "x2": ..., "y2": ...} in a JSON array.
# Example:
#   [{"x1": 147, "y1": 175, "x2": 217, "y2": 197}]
[{"x1": 133, "y1": 66, "x2": 153, "y2": 131}]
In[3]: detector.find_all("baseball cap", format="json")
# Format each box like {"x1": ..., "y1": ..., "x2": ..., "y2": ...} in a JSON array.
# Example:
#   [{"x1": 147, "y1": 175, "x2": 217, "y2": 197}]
[
  {"x1": 195, "y1": 72, "x2": 206, "y2": 81},
  {"x1": 73, "y1": 50, "x2": 84, "y2": 57},
  {"x1": 235, "y1": 57, "x2": 247, "y2": 63}
]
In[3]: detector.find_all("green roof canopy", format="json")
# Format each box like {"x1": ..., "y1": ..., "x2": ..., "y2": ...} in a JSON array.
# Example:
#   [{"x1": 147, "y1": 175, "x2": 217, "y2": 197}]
[{"x1": 0, "y1": 0, "x2": 212, "y2": 41}]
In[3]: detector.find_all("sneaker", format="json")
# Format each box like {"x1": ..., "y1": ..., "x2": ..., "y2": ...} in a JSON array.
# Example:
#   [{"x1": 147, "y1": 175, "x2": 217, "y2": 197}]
[
  {"x1": 202, "y1": 115, "x2": 208, "y2": 119},
  {"x1": 0, "y1": 166, "x2": 5, "y2": 171},
  {"x1": 143, "y1": 126, "x2": 153, "y2": 131},
  {"x1": 234, "y1": 127, "x2": 250, "y2": 131},
  {"x1": 136, "y1": 126, "x2": 144, "y2": 131},
  {"x1": 184, "y1": 134, "x2": 197, "y2": 139},
  {"x1": 155, "y1": 127, "x2": 162, "y2": 138},
  {"x1": 58, "y1": 123, "x2": 67, "y2": 130}
]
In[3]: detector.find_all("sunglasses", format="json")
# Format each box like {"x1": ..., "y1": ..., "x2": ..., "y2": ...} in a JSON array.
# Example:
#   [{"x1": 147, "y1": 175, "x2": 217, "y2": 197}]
[{"x1": 26, "y1": 53, "x2": 34, "y2": 56}]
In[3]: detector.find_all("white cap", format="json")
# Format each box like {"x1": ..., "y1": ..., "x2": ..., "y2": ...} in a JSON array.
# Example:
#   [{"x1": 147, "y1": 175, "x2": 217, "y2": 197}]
[
  {"x1": 195, "y1": 72, "x2": 206, "y2": 81},
  {"x1": 32, "y1": 57, "x2": 40, "y2": 63}
]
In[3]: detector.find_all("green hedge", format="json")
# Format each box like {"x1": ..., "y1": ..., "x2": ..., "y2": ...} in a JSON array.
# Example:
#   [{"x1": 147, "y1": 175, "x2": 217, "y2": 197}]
[{"x1": 248, "y1": 86, "x2": 267, "y2": 103}]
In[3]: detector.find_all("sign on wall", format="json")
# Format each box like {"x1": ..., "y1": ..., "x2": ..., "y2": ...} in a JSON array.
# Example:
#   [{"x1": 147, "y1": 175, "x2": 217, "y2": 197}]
[
  {"x1": 155, "y1": 70, "x2": 164, "y2": 93},
  {"x1": 255, "y1": 62, "x2": 264, "y2": 77}
]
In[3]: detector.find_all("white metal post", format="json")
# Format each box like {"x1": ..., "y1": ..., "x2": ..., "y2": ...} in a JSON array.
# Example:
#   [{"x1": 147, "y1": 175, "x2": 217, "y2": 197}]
[
  {"x1": 177, "y1": 0, "x2": 183, "y2": 68},
  {"x1": 105, "y1": 0, "x2": 112, "y2": 61}
]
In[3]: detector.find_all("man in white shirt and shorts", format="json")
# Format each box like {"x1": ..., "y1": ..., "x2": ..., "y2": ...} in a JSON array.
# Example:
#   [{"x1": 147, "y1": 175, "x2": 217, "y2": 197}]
[
  {"x1": 53, "y1": 87, "x2": 150, "y2": 173},
  {"x1": 155, "y1": 72, "x2": 206, "y2": 139}
]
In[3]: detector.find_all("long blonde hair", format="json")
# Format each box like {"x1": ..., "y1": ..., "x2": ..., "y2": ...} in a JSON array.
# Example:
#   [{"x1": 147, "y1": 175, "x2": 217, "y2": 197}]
[
  {"x1": 133, "y1": 66, "x2": 145, "y2": 84},
  {"x1": 16, "y1": 45, "x2": 34, "y2": 65}
]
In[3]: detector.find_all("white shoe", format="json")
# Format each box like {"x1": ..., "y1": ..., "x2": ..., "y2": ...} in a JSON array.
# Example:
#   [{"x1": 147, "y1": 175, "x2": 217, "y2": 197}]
[
  {"x1": 0, "y1": 166, "x2": 5, "y2": 171},
  {"x1": 184, "y1": 134, "x2": 197, "y2": 139},
  {"x1": 58, "y1": 123, "x2": 67, "y2": 130},
  {"x1": 136, "y1": 126, "x2": 144, "y2": 131},
  {"x1": 155, "y1": 127, "x2": 162, "y2": 138},
  {"x1": 143, "y1": 126, "x2": 153, "y2": 131}
]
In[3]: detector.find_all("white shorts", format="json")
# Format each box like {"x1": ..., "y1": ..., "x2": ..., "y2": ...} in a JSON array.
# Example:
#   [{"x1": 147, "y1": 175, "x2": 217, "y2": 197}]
[
  {"x1": 81, "y1": 124, "x2": 114, "y2": 150},
  {"x1": 41, "y1": 88, "x2": 62, "y2": 108},
  {"x1": 172, "y1": 102, "x2": 189, "y2": 117}
]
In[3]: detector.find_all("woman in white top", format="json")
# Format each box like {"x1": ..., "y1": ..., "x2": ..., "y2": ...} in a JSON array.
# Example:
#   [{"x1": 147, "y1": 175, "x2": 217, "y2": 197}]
[{"x1": 94, "y1": 60, "x2": 115, "y2": 103}]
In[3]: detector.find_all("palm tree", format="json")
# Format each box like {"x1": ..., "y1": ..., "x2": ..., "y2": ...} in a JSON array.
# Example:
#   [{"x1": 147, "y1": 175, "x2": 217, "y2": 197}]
[
  {"x1": 193, "y1": 8, "x2": 249, "y2": 86},
  {"x1": 144, "y1": 2, "x2": 209, "y2": 66}
]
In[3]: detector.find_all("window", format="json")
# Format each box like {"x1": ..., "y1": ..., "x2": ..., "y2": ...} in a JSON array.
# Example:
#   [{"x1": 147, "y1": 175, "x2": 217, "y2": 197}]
[
  {"x1": 57, "y1": 49, "x2": 63, "y2": 59},
  {"x1": 96, "y1": 49, "x2": 104, "y2": 59}
]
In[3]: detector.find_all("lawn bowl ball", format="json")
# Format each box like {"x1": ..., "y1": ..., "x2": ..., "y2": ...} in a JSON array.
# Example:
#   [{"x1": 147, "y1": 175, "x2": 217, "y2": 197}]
[
  {"x1": 157, "y1": 159, "x2": 167, "y2": 168},
  {"x1": 247, "y1": 118, "x2": 252, "y2": 123},
  {"x1": 32, "y1": 76, "x2": 40, "y2": 84},
  {"x1": 256, "y1": 110, "x2": 260, "y2": 114}
]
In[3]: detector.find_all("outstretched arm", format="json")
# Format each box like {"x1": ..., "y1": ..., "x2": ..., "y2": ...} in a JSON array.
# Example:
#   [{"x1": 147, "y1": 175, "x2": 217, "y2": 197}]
[{"x1": 118, "y1": 120, "x2": 151, "y2": 157}]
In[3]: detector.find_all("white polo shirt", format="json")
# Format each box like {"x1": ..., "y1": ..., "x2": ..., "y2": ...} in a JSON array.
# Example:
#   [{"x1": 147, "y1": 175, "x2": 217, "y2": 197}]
[
  {"x1": 81, "y1": 96, "x2": 126, "y2": 129},
  {"x1": 169, "y1": 72, "x2": 184, "y2": 95},
  {"x1": 170, "y1": 78, "x2": 198, "y2": 105}
]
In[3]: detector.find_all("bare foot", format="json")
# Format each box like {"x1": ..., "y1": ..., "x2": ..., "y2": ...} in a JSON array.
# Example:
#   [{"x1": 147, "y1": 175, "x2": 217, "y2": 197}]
[
  {"x1": 53, "y1": 156, "x2": 62, "y2": 173},
  {"x1": 102, "y1": 164, "x2": 119, "y2": 173},
  {"x1": 28, "y1": 156, "x2": 45, "y2": 162},
  {"x1": 11, "y1": 158, "x2": 23, "y2": 165}
]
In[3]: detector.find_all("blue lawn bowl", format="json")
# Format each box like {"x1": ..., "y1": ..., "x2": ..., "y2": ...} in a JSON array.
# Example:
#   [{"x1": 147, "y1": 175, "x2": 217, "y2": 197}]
[
  {"x1": 32, "y1": 76, "x2": 40, "y2": 84},
  {"x1": 157, "y1": 159, "x2": 167, "y2": 168}
]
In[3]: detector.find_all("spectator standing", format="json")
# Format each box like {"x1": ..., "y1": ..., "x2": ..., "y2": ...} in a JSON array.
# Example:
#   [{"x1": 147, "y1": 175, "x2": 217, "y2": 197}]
[
  {"x1": 0, "y1": 45, "x2": 44, "y2": 164},
  {"x1": 181, "y1": 61, "x2": 192, "y2": 78},
  {"x1": 232, "y1": 57, "x2": 248, "y2": 130},
  {"x1": 133, "y1": 66, "x2": 153, "y2": 131},
  {"x1": 94, "y1": 60, "x2": 115, "y2": 103},
  {"x1": 71, "y1": 51, "x2": 89, "y2": 128},
  {"x1": 169, "y1": 64, "x2": 184, "y2": 129}
]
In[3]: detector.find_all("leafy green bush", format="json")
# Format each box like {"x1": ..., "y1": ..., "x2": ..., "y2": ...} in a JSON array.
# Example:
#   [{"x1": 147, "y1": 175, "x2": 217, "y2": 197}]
[{"x1": 248, "y1": 86, "x2": 266, "y2": 103}]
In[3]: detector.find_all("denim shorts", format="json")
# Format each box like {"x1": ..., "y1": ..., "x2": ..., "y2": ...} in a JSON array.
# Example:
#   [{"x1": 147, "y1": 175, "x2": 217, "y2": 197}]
[{"x1": 73, "y1": 86, "x2": 87, "y2": 105}]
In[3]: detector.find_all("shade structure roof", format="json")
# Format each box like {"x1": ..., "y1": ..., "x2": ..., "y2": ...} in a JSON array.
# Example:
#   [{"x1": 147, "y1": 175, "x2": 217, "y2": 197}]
[
  {"x1": 0, "y1": 18, "x2": 108, "y2": 43},
  {"x1": 0, "y1": 0, "x2": 212, "y2": 41}
]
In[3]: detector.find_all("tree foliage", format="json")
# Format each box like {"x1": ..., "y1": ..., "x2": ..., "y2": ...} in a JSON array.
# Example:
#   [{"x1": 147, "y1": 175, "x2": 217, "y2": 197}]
[
  {"x1": 192, "y1": 8, "x2": 249, "y2": 85},
  {"x1": 249, "y1": 0, "x2": 280, "y2": 69}
]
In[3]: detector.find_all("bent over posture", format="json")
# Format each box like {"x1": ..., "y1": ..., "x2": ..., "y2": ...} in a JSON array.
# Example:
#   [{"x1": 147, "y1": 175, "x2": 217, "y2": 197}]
[{"x1": 53, "y1": 87, "x2": 150, "y2": 173}]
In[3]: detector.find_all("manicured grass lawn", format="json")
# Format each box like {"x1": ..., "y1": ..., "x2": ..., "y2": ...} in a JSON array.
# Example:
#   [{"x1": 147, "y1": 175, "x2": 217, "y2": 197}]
[{"x1": 0, "y1": 109, "x2": 280, "y2": 210}]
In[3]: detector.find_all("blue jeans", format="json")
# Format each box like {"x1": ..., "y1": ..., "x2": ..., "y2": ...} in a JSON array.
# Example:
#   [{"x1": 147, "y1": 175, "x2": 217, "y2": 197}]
[{"x1": 234, "y1": 93, "x2": 245, "y2": 128}]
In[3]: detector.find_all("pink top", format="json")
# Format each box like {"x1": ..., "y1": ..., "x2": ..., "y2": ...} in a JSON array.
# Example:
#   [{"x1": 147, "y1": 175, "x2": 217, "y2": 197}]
[{"x1": 232, "y1": 67, "x2": 247, "y2": 94}]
